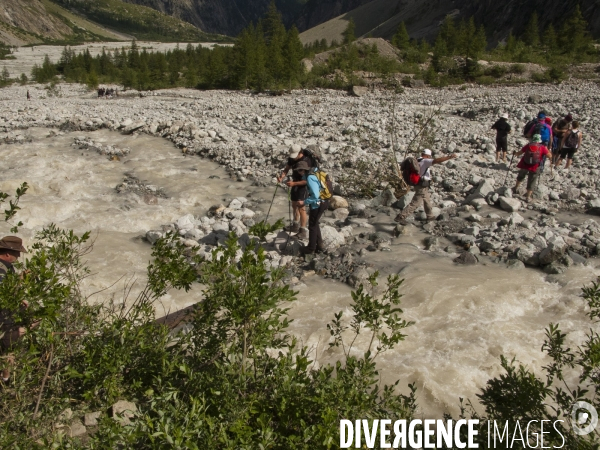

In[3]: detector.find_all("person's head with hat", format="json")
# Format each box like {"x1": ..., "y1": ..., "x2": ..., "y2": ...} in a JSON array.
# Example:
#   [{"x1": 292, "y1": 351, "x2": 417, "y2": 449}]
[
  {"x1": 0, "y1": 236, "x2": 26, "y2": 265},
  {"x1": 532, "y1": 134, "x2": 542, "y2": 144},
  {"x1": 421, "y1": 148, "x2": 433, "y2": 159},
  {"x1": 294, "y1": 160, "x2": 311, "y2": 176},
  {"x1": 565, "y1": 113, "x2": 573, "y2": 123},
  {"x1": 500, "y1": 113, "x2": 509, "y2": 120}
]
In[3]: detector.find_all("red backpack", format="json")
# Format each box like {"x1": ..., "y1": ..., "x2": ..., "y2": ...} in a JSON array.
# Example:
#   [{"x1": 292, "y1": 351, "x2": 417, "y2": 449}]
[
  {"x1": 524, "y1": 144, "x2": 542, "y2": 165},
  {"x1": 401, "y1": 156, "x2": 421, "y2": 186}
]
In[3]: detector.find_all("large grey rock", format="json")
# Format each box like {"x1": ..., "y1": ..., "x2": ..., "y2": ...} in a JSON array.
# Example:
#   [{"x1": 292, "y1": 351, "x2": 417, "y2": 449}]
[
  {"x1": 175, "y1": 214, "x2": 195, "y2": 231},
  {"x1": 453, "y1": 252, "x2": 478, "y2": 265},
  {"x1": 499, "y1": 196, "x2": 521, "y2": 212},
  {"x1": 69, "y1": 420, "x2": 87, "y2": 437},
  {"x1": 369, "y1": 188, "x2": 396, "y2": 207},
  {"x1": 84, "y1": 411, "x2": 102, "y2": 427},
  {"x1": 146, "y1": 230, "x2": 163, "y2": 245},
  {"x1": 333, "y1": 208, "x2": 349, "y2": 221},
  {"x1": 111, "y1": 400, "x2": 137, "y2": 424},
  {"x1": 329, "y1": 195, "x2": 349, "y2": 210},
  {"x1": 515, "y1": 244, "x2": 540, "y2": 266},
  {"x1": 538, "y1": 237, "x2": 567, "y2": 265},
  {"x1": 393, "y1": 191, "x2": 415, "y2": 209},
  {"x1": 321, "y1": 226, "x2": 345, "y2": 249},
  {"x1": 351, "y1": 86, "x2": 368, "y2": 97},
  {"x1": 560, "y1": 187, "x2": 581, "y2": 201}
]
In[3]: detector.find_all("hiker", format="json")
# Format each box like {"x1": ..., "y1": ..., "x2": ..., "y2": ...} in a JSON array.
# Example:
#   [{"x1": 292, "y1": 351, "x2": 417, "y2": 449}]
[
  {"x1": 555, "y1": 120, "x2": 582, "y2": 170},
  {"x1": 551, "y1": 114, "x2": 573, "y2": 163},
  {"x1": 491, "y1": 113, "x2": 511, "y2": 162},
  {"x1": 26, "y1": 90, "x2": 30, "y2": 101},
  {"x1": 512, "y1": 134, "x2": 550, "y2": 202},
  {"x1": 0, "y1": 236, "x2": 28, "y2": 383},
  {"x1": 278, "y1": 146, "x2": 309, "y2": 240},
  {"x1": 525, "y1": 112, "x2": 552, "y2": 147},
  {"x1": 294, "y1": 161, "x2": 328, "y2": 255},
  {"x1": 394, "y1": 149, "x2": 457, "y2": 225}
]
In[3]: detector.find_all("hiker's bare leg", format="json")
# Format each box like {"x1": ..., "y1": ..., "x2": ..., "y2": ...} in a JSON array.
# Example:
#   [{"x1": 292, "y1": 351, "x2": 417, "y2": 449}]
[
  {"x1": 565, "y1": 158, "x2": 573, "y2": 169},
  {"x1": 298, "y1": 205, "x2": 308, "y2": 228}
]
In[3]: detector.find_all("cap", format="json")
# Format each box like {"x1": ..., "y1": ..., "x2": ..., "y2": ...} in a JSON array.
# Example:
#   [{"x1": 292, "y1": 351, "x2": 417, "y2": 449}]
[
  {"x1": 537, "y1": 112, "x2": 546, "y2": 119},
  {"x1": 289, "y1": 144, "x2": 301, "y2": 157},
  {"x1": 422, "y1": 149, "x2": 432, "y2": 156},
  {"x1": 545, "y1": 117, "x2": 552, "y2": 124},
  {"x1": 294, "y1": 161, "x2": 310, "y2": 171},
  {"x1": 500, "y1": 113, "x2": 509, "y2": 119},
  {"x1": 532, "y1": 134, "x2": 542, "y2": 143},
  {"x1": 0, "y1": 236, "x2": 27, "y2": 253}
]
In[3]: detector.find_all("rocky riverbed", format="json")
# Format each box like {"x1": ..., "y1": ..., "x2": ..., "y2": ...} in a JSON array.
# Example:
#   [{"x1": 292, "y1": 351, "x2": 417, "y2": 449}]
[{"x1": 3, "y1": 82, "x2": 596, "y2": 279}]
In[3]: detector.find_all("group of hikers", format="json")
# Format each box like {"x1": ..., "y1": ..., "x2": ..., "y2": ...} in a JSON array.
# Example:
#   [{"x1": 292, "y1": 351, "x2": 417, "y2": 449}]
[
  {"x1": 492, "y1": 110, "x2": 583, "y2": 202},
  {"x1": 97, "y1": 87, "x2": 117, "y2": 98}
]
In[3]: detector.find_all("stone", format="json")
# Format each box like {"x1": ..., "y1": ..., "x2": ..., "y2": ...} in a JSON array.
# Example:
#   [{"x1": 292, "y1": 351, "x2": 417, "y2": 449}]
[
  {"x1": 499, "y1": 196, "x2": 521, "y2": 212},
  {"x1": 228, "y1": 198, "x2": 243, "y2": 210},
  {"x1": 515, "y1": 244, "x2": 540, "y2": 266},
  {"x1": 393, "y1": 191, "x2": 414, "y2": 210},
  {"x1": 321, "y1": 226, "x2": 346, "y2": 249},
  {"x1": 560, "y1": 187, "x2": 581, "y2": 201},
  {"x1": 507, "y1": 259, "x2": 525, "y2": 270},
  {"x1": 568, "y1": 250, "x2": 588, "y2": 266},
  {"x1": 333, "y1": 208, "x2": 349, "y2": 221},
  {"x1": 351, "y1": 86, "x2": 368, "y2": 97},
  {"x1": 538, "y1": 241, "x2": 566, "y2": 265},
  {"x1": 69, "y1": 420, "x2": 87, "y2": 437},
  {"x1": 467, "y1": 214, "x2": 483, "y2": 222},
  {"x1": 470, "y1": 198, "x2": 488, "y2": 210},
  {"x1": 453, "y1": 252, "x2": 478, "y2": 265},
  {"x1": 507, "y1": 213, "x2": 524, "y2": 225},
  {"x1": 111, "y1": 400, "x2": 137, "y2": 424},
  {"x1": 329, "y1": 195, "x2": 349, "y2": 210},
  {"x1": 183, "y1": 229, "x2": 203, "y2": 240},
  {"x1": 463, "y1": 226, "x2": 480, "y2": 236},
  {"x1": 143, "y1": 194, "x2": 158, "y2": 205},
  {"x1": 146, "y1": 230, "x2": 163, "y2": 245},
  {"x1": 369, "y1": 188, "x2": 396, "y2": 207},
  {"x1": 84, "y1": 411, "x2": 102, "y2": 427},
  {"x1": 543, "y1": 261, "x2": 568, "y2": 274},
  {"x1": 175, "y1": 214, "x2": 195, "y2": 231},
  {"x1": 58, "y1": 408, "x2": 73, "y2": 423}
]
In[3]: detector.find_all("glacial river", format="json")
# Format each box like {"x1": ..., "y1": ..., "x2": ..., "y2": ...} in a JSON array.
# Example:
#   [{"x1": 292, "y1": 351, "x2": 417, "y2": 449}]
[{"x1": 0, "y1": 127, "x2": 598, "y2": 418}]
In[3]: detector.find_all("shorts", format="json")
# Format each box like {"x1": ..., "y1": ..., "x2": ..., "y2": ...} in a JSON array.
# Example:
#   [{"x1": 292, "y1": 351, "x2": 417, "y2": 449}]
[
  {"x1": 559, "y1": 147, "x2": 577, "y2": 160},
  {"x1": 290, "y1": 185, "x2": 307, "y2": 202},
  {"x1": 496, "y1": 137, "x2": 508, "y2": 152},
  {"x1": 516, "y1": 169, "x2": 538, "y2": 190}
]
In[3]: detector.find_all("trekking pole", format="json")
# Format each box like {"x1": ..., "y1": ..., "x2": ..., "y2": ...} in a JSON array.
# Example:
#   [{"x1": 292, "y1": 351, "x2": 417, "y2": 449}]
[
  {"x1": 503, "y1": 152, "x2": 516, "y2": 186},
  {"x1": 263, "y1": 183, "x2": 280, "y2": 226}
]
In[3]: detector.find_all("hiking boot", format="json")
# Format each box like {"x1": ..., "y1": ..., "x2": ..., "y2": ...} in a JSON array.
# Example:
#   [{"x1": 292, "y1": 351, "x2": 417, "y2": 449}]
[
  {"x1": 300, "y1": 246, "x2": 315, "y2": 256},
  {"x1": 284, "y1": 222, "x2": 300, "y2": 233},
  {"x1": 426, "y1": 215, "x2": 437, "y2": 222},
  {"x1": 316, "y1": 243, "x2": 326, "y2": 253},
  {"x1": 294, "y1": 227, "x2": 308, "y2": 240}
]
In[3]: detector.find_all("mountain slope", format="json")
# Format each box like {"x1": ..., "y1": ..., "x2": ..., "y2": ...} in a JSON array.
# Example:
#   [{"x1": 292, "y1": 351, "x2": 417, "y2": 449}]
[
  {"x1": 299, "y1": 0, "x2": 600, "y2": 47},
  {"x1": 0, "y1": 0, "x2": 228, "y2": 46}
]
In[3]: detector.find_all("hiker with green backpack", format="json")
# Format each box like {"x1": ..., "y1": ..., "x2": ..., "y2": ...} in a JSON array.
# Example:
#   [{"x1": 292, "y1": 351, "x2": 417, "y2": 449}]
[
  {"x1": 512, "y1": 133, "x2": 550, "y2": 203},
  {"x1": 294, "y1": 160, "x2": 334, "y2": 255}
]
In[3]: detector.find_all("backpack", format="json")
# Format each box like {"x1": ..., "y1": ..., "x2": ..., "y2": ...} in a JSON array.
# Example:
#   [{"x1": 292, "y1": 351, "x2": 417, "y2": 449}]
[
  {"x1": 524, "y1": 144, "x2": 542, "y2": 165},
  {"x1": 400, "y1": 156, "x2": 421, "y2": 186},
  {"x1": 302, "y1": 145, "x2": 322, "y2": 167},
  {"x1": 522, "y1": 119, "x2": 537, "y2": 137},
  {"x1": 564, "y1": 130, "x2": 580, "y2": 149},
  {"x1": 314, "y1": 169, "x2": 333, "y2": 200}
]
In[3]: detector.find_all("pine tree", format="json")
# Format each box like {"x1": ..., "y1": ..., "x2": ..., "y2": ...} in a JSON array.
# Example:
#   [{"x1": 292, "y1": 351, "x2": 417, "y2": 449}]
[
  {"x1": 87, "y1": 69, "x2": 98, "y2": 89},
  {"x1": 505, "y1": 33, "x2": 517, "y2": 55},
  {"x1": 523, "y1": 12, "x2": 540, "y2": 47},
  {"x1": 392, "y1": 22, "x2": 410, "y2": 50},
  {"x1": 1, "y1": 66, "x2": 9, "y2": 82},
  {"x1": 439, "y1": 15, "x2": 456, "y2": 54},
  {"x1": 543, "y1": 24, "x2": 558, "y2": 53},
  {"x1": 283, "y1": 26, "x2": 304, "y2": 89},
  {"x1": 343, "y1": 18, "x2": 356, "y2": 45},
  {"x1": 560, "y1": 5, "x2": 591, "y2": 56}
]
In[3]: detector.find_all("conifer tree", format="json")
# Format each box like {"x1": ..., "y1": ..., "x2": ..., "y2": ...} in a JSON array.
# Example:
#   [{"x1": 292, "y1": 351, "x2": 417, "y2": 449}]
[
  {"x1": 439, "y1": 16, "x2": 457, "y2": 54},
  {"x1": 523, "y1": 12, "x2": 540, "y2": 47},
  {"x1": 392, "y1": 22, "x2": 410, "y2": 50},
  {"x1": 283, "y1": 26, "x2": 304, "y2": 89},
  {"x1": 343, "y1": 18, "x2": 356, "y2": 45},
  {"x1": 543, "y1": 24, "x2": 558, "y2": 53},
  {"x1": 560, "y1": 5, "x2": 591, "y2": 56}
]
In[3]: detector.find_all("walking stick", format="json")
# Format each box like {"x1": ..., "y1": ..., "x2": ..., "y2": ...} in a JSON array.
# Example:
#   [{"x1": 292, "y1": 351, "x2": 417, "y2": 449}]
[
  {"x1": 503, "y1": 152, "x2": 516, "y2": 186},
  {"x1": 283, "y1": 187, "x2": 293, "y2": 253},
  {"x1": 263, "y1": 183, "x2": 279, "y2": 226}
]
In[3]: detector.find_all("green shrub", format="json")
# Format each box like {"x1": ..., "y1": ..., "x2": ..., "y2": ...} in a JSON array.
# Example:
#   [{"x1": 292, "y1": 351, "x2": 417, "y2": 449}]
[
  {"x1": 484, "y1": 65, "x2": 508, "y2": 78},
  {"x1": 509, "y1": 63, "x2": 526, "y2": 74}
]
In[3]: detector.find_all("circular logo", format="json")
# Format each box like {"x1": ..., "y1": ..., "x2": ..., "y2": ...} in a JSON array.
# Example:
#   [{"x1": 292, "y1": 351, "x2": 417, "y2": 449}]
[{"x1": 572, "y1": 401, "x2": 598, "y2": 436}]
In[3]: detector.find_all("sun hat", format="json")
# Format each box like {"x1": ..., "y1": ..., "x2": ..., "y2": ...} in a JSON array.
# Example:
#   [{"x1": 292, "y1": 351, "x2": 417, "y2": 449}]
[
  {"x1": 422, "y1": 149, "x2": 432, "y2": 156},
  {"x1": 289, "y1": 144, "x2": 301, "y2": 157},
  {"x1": 294, "y1": 161, "x2": 310, "y2": 171},
  {"x1": 532, "y1": 134, "x2": 542, "y2": 143},
  {"x1": 500, "y1": 113, "x2": 509, "y2": 119},
  {"x1": 0, "y1": 236, "x2": 27, "y2": 253}
]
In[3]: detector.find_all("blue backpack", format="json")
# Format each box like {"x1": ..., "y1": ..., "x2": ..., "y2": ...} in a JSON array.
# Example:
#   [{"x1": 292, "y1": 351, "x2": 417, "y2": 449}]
[{"x1": 530, "y1": 121, "x2": 550, "y2": 142}]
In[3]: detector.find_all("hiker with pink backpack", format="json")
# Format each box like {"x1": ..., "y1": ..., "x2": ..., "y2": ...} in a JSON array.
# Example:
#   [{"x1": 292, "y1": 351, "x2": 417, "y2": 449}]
[{"x1": 512, "y1": 134, "x2": 550, "y2": 203}]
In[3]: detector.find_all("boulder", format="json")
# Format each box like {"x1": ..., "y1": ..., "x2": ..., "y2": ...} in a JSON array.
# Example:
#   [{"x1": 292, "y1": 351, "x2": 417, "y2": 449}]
[
  {"x1": 329, "y1": 195, "x2": 349, "y2": 210},
  {"x1": 175, "y1": 214, "x2": 195, "y2": 231},
  {"x1": 351, "y1": 86, "x2": 368, "y2": 97},
  {"x1": 538, "y1": 239, "x2": 567, "y2": 265},
  {"x1": 515, "y1": 244, "x2": 540, "y2": 266},
  {"x1": 499, "y1": 196, "x2": 521, "y2": 212},
  {"x1": 321, "y1": 226, "x2": 346, "y2": 249},
  {"x1": 333, "y1": 208, "x2": 349, "y2": 221},
  {"x1": 560, "y1": 187, "x2": 581, "y2": 201},
  {"x1": 111, "y1": 400, "x2": 137, "y2": 424},
  {"x1": 68, "y1": 420, "x2": 87, "y2": 437},
  {"x1": 453, "y1": 252, "x2": 478, "y2": 265},
  {"x1": 84, "y1": 411, "x2": 102, "y2": 427},
  {"x1": 369, "y1": 188, "x2": 396, "y2": 207},
  {"x1": 393, "y1": 191, "x2": 415, "y2": 210},
  {"x1": 145, "y1": 230, "x2": 163, "y2": 245}
]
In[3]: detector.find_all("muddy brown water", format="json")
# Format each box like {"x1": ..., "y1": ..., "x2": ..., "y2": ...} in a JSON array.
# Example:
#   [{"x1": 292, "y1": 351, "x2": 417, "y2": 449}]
[{"x1": 0, "y1": 129, "x2": 598, "y2": 417}]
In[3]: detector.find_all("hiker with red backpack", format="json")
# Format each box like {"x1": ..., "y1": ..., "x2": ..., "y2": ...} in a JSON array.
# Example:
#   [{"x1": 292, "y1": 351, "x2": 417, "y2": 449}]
[
  {"x1": 554, "y1": 120, "x2": 582, "y2": 170},
  {"x1": 512, "y1": 134, "x2": 550, "y2": 202},
  {"x1": 394, "y1": 149, "x2": 457, "y2": 225}
]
